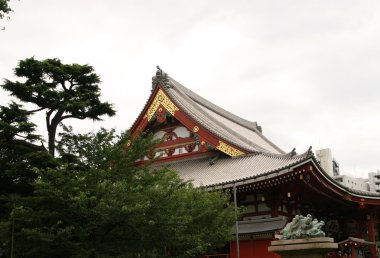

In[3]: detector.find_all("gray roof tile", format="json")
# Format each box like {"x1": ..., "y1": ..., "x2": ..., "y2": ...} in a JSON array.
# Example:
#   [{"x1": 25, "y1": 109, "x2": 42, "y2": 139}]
[
  {"x1": 162, "y1": 151, "x2": 310, "y2": 187},
  {"x1": 235, "y1": 216, "x2": 288, "y2": 235},
  {"x1": 166, "y1": 76, "x2": 285, "y2": 154}
]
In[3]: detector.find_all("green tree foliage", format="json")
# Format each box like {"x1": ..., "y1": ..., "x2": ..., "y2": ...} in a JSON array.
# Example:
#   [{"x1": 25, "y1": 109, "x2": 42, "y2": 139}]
[
  {"x1": 0, "y1": 102, "x2": 45, "y2": 150},
  {"x1": 0, "y1": 0, "x2": 12, "y2": 30},
  {"x1": 0, "y1": 102, "x2": 56, "y2": 256},
  {"x1": 0, "y1": 101, "x2": 55, "y2": 196},
  {"x1": 1, "y1": 57, "x2": 116, "y2": 156},
  {"x1": 0, "y1": 0, "x2": 11, "y2": 20},
  {"x1": 11, "y1": 129, "x2": 236, "y2": 257}
]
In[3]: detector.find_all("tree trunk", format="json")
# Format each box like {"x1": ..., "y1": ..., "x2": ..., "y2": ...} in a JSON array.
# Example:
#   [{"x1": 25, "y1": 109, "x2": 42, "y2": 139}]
[
  {"x1": 48, "y1": 124, "x2": 57, "y2": 157},
  {"x1": 47, "y1": 110, "x2": 64, "y2": 157}
]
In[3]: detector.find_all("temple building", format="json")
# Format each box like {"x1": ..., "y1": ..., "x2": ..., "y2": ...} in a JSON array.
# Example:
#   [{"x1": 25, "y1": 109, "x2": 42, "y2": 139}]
[{"x1": 130, "y1": 67, "x2": 380, "y2": 258}]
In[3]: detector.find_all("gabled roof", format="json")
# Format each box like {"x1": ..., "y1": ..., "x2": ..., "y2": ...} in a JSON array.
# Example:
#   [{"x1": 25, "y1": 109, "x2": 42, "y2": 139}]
[{"x1": 131, "y1": 67, "x2": 284, "y2": 155}]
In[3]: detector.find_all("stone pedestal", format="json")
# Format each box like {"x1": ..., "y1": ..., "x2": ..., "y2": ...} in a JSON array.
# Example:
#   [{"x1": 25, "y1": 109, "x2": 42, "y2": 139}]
[{"x1": 268, "y1": 237, "x2": 338, "y2": 258}]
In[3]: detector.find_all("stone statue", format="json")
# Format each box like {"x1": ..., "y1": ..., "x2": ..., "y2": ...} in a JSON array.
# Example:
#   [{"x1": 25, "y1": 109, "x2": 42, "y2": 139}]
[{"x1": 280, "y1": 214, "x2": 325, "y2": 240}]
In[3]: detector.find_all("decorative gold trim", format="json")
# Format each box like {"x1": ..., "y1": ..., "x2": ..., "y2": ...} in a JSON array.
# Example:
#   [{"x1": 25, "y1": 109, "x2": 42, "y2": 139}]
[
  {"x1": 193, "y1": 126, "x2": 199, "y2": 133},
  {"x1": 144, "y1": 89, "x2": 179, "y2": 121},
  {"x1": 343, "y1": 194, "x2": 352, "y2": 201},
  {"x1": 216, "y1": 141, "x2": 244, "y2": 157}
]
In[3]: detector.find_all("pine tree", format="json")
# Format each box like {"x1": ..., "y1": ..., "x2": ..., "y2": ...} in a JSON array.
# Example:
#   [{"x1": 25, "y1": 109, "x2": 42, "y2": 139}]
[{"x1": 2, "y1": 57, "x2": 115, "y2": 156}]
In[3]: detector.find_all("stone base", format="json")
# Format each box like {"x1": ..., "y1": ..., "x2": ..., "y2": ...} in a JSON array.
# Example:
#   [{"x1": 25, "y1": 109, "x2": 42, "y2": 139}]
[{"x1": 268, "y1": 237, "x2": 338, "y2": 258}]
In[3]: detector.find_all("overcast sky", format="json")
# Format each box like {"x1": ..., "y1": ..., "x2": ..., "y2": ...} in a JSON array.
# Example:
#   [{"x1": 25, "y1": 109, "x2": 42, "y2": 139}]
[{"x1": 1, "y1": 0, "x2": 379, "y2": 178}]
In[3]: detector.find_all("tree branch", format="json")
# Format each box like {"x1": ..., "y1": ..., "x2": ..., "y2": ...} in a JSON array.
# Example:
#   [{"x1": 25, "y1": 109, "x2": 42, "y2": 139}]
[
  {"x1": 15, "y1": 134, "x2": 30, "y2": 139},
  {"x1": 60, "y1": 115, "x2": 86, "y2": 121},
  {"x1": 27, "y1": 107, "x2": 46, "y2": 114},
  {"x1": 68, "y1": 80, "x2": 77, "y2": 90}
]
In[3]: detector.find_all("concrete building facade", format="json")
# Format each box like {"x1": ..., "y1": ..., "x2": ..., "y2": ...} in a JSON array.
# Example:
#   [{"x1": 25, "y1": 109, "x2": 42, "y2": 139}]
[{"x1": 369, "y1": 171, "x2": 380, "y2": 193}]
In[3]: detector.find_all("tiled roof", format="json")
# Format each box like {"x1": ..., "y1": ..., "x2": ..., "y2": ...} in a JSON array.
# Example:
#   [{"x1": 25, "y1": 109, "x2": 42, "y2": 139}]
[
  {"x1": 169, "y1": 77, "x2": 260, "y2": 131},
  {"x1": 162, "y1": 151, "x2": 311, "y2": 187},
  {"x1": 234, "y1": 216, "x2": 287, "y2": 235},
  {"x1": 136, "y1": 68, "x2": 380, "y2": 200},
  {"x1": 196, "y1": 104, "x2": 283, "y2": 154},
  {"x1": 160, "y1": 152, "x2": 380, "y2": 199},
  {"x1": 165, "y1": 76, "x2": 285, "y2": 154},
  {"x1": 330, "y1": 178, "x2": 380, "y2": 197},
  {"x1": 347, "y1": 188, "x2": 380, "y2": 197}
]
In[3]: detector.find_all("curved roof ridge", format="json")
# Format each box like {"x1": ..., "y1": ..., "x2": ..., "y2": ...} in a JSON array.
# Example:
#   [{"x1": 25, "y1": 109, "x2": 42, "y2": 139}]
[
  {"x1": 169, "y1": 77, "x2": 259, "y2": 131},
  {"x1": 347, "y1": 188, "x2": 380, "y2": 197},
  {"x1": 221, "y1": 147, "x2": 310, "y2": 161},
  {"x1": 165, "y1": 77, "x2": 269, "y2": 153},
  {"x1": 129, "y1": 87, "x2": 157, "y2": 132},
  {"x1": 165, "y1": 75, "x2": 285, "y2": 153},
  {"x1": 130, "y1": 66, "x2": 169, "y2": 132},
  {"x1": 309, "y1": 156, "x2": 380, "y2": 199},
  {"x1": 248, "y1": 125, "x2": 285, "y2": 154},
  {"x1": 168, "y1": 77, "x2": 285, "y2": 154},
  {"x1": 259, "y1": 149, "x2": 309, "y2": 160}
]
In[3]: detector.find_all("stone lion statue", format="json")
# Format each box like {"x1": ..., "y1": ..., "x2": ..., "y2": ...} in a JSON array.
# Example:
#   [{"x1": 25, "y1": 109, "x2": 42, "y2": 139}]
[{"x1": 280, "y1": 214, "x2": 325, "y2": 240}]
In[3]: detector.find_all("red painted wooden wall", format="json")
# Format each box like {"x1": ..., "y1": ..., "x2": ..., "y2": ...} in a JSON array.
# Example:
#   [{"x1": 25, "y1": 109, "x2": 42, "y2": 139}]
[{"x1": 230, "y1": 239, "x2": 281, "y2": 258}]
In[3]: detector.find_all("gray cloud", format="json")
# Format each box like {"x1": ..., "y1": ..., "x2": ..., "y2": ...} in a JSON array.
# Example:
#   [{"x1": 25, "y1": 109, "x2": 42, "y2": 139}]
[{"x1": 1, "y1": 0, "x2": 380, "y2": 177}]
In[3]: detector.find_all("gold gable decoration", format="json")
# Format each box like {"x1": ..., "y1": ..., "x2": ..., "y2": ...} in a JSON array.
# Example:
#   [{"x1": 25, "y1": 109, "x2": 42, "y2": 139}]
[
  {"x1": 216, "y1": 141, "x2": 244, "y2": 157},
  {"x1": 144, "y1": 89, "x2": 179, "y2": 121}
]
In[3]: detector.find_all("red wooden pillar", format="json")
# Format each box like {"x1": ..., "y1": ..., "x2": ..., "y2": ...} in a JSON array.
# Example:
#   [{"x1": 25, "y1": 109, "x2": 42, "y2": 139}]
[
  {"x1": 367, "y1": 214, "x2": 377, "y2": 258},
  {"x1": 351, "y1": 245, "x2": 356, "y2": 258}
]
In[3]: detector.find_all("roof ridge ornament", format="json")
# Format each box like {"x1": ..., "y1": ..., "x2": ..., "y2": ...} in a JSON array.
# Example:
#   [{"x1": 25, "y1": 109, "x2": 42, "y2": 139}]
[
  {"x1": 152, "y1": 65, "x2": 171, "y2": 90},
  {"x1": 290, "y1": 148, "x2": 296, "y2": 157},
  {"x1": 307, "y1": 146, "x2": 313, "y2": 156},
  {"x1": 209, "y1": 154, "x2": 220, "y2": 166}
]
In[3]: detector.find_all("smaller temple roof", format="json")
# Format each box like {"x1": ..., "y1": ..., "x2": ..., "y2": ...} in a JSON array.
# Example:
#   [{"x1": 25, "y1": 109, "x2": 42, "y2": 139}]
[
  {"x1": 163, "y1": 150, "x2": 311, "y2": 187},
  {"x1": 234, "y1": 216, "x2": 287, "y2": 236}
]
